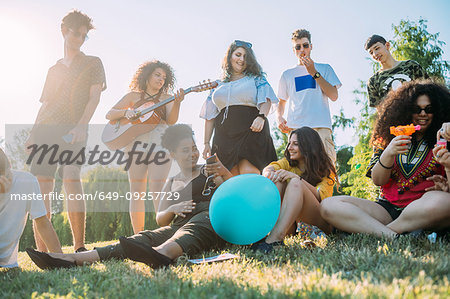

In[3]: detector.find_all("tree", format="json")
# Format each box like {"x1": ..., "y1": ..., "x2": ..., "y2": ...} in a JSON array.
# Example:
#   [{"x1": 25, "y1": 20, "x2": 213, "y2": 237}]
[
  {"x1": 331, "y1": 109, "x2": 356, "y2": 187},
  {"x1": 391, "y1": 19, "x2": 450, "y2": 82},
  {"x1": 340, "y1": 81, "x2": 378, "y2": 200},
  {"x1": 272, "y1": 123, "x2": 288, "y2": 159},
  {"x1": 4, "y1": 127, "x2": 31, "y2": 171}
]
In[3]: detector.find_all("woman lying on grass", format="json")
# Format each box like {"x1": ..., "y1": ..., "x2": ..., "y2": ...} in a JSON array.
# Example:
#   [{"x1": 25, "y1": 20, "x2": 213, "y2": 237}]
[
  {"x1": 252, "y1": 127, "x2": 337, "y2": 252},
  {"x1": 27, "y1": 124, "x2": 231, "y2": 269},
  {"x1": 321, "y1": 81, "x2": 450, "y2": 237}
]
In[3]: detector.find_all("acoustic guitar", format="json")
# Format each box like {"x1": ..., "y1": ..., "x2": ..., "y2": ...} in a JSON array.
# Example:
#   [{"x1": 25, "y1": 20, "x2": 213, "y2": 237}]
[{"x1": 102, "y1": 80, "x2": 217, "y2": 150}]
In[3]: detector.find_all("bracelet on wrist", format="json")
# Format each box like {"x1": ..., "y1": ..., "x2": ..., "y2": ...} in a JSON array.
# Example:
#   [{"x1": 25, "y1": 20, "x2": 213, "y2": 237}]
[
  {"x1": 257, "y1": 113, "x2": 266, "y2": 119},
  {"x1": 378, "y1": 159, "x2": 394, "y2": 169}
]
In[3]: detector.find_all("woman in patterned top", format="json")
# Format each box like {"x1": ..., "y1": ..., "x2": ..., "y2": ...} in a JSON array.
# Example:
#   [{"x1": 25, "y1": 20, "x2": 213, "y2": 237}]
[
  {"x1": 251, "y1": 127, "x2": 336, "y2": 252},
  {"x1": 106, "y1": 61, "x2": 185, "y2": 233},
  {"x1": 321, "y1": 80, "x2": 450, "y2": 237},
  {"x1": 200, "y1": 40, "x2": 278, "y2": 175}
]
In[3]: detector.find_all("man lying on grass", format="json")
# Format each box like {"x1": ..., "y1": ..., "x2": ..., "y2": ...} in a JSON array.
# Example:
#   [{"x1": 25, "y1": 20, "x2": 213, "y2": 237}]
[{"x1": 27, "y1": 124, "x2": 232, "y2": 269}]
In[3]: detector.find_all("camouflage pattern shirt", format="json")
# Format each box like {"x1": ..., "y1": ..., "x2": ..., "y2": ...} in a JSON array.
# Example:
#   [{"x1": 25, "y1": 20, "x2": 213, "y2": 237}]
[{"x1": 367, "y1": 60, "x2": 428, "y2": 108}]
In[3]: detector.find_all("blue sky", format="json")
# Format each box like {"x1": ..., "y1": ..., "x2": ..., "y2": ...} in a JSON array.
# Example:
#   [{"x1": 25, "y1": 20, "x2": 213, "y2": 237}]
[{"x1": 1, "y1": 0, "x2": 449, "y2": 159}]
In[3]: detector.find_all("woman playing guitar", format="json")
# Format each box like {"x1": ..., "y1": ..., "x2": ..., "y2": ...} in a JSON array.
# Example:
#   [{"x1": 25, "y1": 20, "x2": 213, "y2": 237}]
[{"x1": 106, "y1": 60, "x2": 185, "y2": 234}]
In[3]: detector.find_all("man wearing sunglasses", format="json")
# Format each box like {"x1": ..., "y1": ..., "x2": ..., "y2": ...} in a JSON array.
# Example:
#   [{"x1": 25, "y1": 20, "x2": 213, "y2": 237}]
[
  {"x1": 25, "y1": 10, "x2": 106, "y2": 253},
  {"x1": 365, "y1": 34, "x2": 428, "y2": 108},
  {"x1": 277, "y1": 29, "x2": 341, "y2": 165}
]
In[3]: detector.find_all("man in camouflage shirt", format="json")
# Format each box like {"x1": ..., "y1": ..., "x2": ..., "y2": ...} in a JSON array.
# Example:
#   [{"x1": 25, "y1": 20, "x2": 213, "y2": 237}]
[{"x1": 365, "y1": 35, "x2": 428, "y2": 108}]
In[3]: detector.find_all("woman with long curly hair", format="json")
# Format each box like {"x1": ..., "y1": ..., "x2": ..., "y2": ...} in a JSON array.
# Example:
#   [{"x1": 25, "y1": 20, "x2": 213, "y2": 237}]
[
  {"x1": 321, "y1": 80, "x2": 450, "y2": 237},
  {"x1": 251, "y1": 127, "x2": 336, "y2": 252},
  {"x1": 106, "y1": 60, "x2": 185, "y2": 233},
  {"x1": 200, "y1": 40, "x2": 278, "y2": 175}
]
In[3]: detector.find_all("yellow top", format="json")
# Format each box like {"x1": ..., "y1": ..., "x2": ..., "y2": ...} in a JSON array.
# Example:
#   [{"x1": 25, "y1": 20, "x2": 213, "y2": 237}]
[{"x1": 269, "y1": 158, "x2": 335, "y2": 200}]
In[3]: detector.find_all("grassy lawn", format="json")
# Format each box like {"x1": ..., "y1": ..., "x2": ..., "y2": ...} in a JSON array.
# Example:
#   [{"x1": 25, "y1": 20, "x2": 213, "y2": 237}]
[{"x1": 1, "y1": 234, "x2": 449, "y2": 298}]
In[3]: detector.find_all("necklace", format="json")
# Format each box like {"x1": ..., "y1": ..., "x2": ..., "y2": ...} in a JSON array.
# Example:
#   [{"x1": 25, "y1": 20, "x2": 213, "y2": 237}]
[{"x1": 144, "y1": 91, "x2": 160, "y2": 99}]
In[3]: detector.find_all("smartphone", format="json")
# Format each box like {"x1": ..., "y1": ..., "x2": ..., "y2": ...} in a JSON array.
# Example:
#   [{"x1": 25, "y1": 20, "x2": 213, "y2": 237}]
[
  {"x1": 206, "y1": 154, "x2": 217, "y2": 165},
  {"x1": 62, "y1": 134, "x2": 73, "y2": 143}
]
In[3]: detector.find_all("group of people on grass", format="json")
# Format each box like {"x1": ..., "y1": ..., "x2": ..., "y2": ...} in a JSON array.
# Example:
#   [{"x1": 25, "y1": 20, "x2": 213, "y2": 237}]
[{"x1": 1, "y1": 10, "x2": 449, "y2": 270}]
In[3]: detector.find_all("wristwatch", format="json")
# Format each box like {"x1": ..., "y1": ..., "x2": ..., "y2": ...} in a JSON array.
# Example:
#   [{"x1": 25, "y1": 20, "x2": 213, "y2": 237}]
[{"x1": 313, "y1": 72, "x2": 321, "y2": 79}]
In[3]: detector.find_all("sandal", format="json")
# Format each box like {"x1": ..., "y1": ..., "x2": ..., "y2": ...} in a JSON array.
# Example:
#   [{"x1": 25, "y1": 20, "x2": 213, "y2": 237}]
[{"x1": 250, "y1": 239, "x2": 284, "y2": 253}]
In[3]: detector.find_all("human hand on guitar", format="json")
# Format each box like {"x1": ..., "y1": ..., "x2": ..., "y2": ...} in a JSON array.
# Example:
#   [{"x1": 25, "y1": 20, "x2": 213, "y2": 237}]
[
  {"x1": 174, "y1": 88, "x2": 185, "y2": 105},
  {"x1": 102, "y1": 80, "x2": 218, "y2": 151},
  {"x1": 125, "y1": 109, "x2": 139, "y2": 120}
]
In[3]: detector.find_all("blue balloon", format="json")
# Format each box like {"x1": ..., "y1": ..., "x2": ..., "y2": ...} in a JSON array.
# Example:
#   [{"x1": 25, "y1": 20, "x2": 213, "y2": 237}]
[{"x1": 209, "y1": 174, "x2": 281, "y2": 245}]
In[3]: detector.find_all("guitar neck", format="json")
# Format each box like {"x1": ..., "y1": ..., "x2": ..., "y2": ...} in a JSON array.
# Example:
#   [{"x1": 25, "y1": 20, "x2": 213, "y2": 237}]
[{"x1": 139, "y1": 87, "x2": 193, "y2": 116}]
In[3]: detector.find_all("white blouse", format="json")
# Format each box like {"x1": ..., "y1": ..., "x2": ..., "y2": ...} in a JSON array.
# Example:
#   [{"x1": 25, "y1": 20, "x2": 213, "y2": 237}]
[{"x1": 199, "y1": 75, "x2": 278, "y2": 120}]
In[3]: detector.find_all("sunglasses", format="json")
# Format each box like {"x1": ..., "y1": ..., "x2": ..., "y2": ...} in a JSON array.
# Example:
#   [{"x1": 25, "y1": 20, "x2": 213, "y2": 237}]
[
  {"x1": 234, "y1": 40, "x2": 252, "y2": 49},
  {"x1": 412, "y1": 105, "x2": 434, "y2": 114},
  {"x1": 68, "y1": 28, "x2": 89, "y2": 41},
  {"x1": 294, "y1": 43, "x2": 310, "y2": 50},
  {"x1": 202, "y1": 174, "x2": 217, "y2": 196}
]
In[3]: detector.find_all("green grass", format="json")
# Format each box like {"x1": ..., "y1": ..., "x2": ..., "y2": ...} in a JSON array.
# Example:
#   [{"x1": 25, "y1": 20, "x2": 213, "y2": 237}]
[{"x1": 1, "y1": 234, "x2": 449, "y2": 298}]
